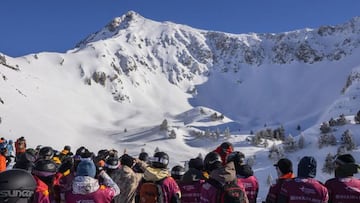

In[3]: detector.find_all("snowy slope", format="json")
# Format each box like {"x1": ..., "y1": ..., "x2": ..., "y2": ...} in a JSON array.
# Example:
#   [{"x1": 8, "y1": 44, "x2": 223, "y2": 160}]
[{"x1": 1, "y1": 11, "x2": 360, "y2": 202}]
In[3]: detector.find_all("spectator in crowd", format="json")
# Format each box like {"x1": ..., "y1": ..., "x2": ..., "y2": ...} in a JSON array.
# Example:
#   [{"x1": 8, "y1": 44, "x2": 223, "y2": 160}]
[
  {"x1": 137, "y1": 151, "x2": 181, "y2": 203},
  {"x1": 325, "y1": 154, "x2": 360, "y2": 203},
  {"x1": 277, "y1": 156, "x2": 328, "y2": 203},
  {"x1": 213, "y1": 141, "x2": 234, "y2": 165},
  {"x1": 65, "y1": 159, "x2": 120, "y2": 202},
  {"x1": 265, "y1": 158, "x2": 294, "y2": 203},
  {"x1": 227, "y1": 151, "x2": 258, "y2": 203},
  {"x1": 200, "y1": 151, "x2": 248, "y2": 203},
  {"x1": 0, "y1": 169, "x2": 37, "y2": 202}
]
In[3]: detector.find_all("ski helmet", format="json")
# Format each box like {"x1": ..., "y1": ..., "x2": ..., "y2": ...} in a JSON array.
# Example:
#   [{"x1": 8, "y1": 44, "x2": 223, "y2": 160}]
[
  {"x1": 151, "y1": 151, "x2": 169, "y2": 169},
  {"x1": 139, "y1": 152, "x2": 149, "y2": 162},
  {"x1": 226, "y1": 151, "x2": 245, "y2": 164},
  {"x1": 105, "y1": 157, "x2": 120, "y2": 169},
  {"x1": 32, "y1": 159, "x2": 57, "y2": 177},
  {"x1": 38, "y1": 146, "x2": 54, "y2": 160},
  {"x1": 0, "y1": 169, "x2": 37, "y2": 202},
  {"x1": 171, "y1": 165, "x2": 185, "y2": 180},
  {"x1": 204, "y1": 151, "x2": 222, "y2": 172}
]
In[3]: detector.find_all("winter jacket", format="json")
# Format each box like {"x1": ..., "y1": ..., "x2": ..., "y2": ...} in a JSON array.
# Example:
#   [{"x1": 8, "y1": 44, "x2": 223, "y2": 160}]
[
  {"x1": 107, "y1": 165, "x2": 142, "y2": 203},
  {"x1": 32, "y1": 175, "x2": 51, "y2": 203},
  {"x1": 236, "y1": 164, "x2": 259, "y2": 203},
  {"x1": 178, "y1": 168, "x2": 205, "y2": 203},
  {"x1": 200, "y1": 161, "x2": 249, "y2": 203},
  {"x1": 138, "y1": 166, "x2": 181, "y2": 203},
  {"x1": 0, "y1": 154, "x2": 6, "y2": 172},
  {"x1": 325, "y1": 177, "x2": 360, "y2": 203},
  {"x1": 65, "y1": 170, "x2": 120, "y2": 203},
  {"x1": 265, "y1": 172, "x2": 294, "y2": 203},
  {"x1": 277, "y1": 177, "x2": 328, "y2": 203}
]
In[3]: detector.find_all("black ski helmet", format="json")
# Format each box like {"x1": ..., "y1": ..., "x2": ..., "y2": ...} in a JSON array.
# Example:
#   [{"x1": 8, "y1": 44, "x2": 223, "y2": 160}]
[
  {"x1": 105, "y1": 157, "x2": 120, "y2": 169},
  {"x1": 226, "y1": 151, "x2": 245, "y2": 164},
  {"x1": 139, "y1": 152, "x2": 149, "y2": 162},
  {"x1": 38, "y1": 146, "x2": 54, "y2": 160},
  {"x1": 171, "y1": 165, "x2": 185, "y2": 180},
  {"x1": 32, "y1": 159, "x2": 57, "y2": 177},
  {"x1": 0, "y1": 169, "x2": 37, "y2": 202},
  {"x1": 204, "y1": 151, "x2": 222, "y2": 172},
  {"x1": 151, "y1": 151, "x2": 169, "y2": 169}
]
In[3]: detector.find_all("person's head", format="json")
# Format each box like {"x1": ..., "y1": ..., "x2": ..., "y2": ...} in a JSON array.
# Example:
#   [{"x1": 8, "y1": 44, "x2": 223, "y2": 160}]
[
  {"x1": 13, "y1": 150, "x2": 36, "y2": 171},
  {"x1": 139, "y1": 152, "x2": 149, "y2": 163},
  {"x1": 0, "y1": 142, "x2": 8, "y2": 156},
  {"x1": 226, "y1": 151, "x2": 245, "y2": 165},
  {"x1": 220, "y1": 142, "x2": 234, "y2": 155},
  {"x1": 0, "y1": 169, "x2": 37, "y2": 203},
  {"x1": 120, "y1": 154, "x2": 135, "y2": 168},
  {"x1": 188, "y1": 157, "x2": 204, "y2": 171},
  {"x1": 32, "y1": 159, "x2": 57, "y2": 185},
  {"x1": 76, "y1": 160, "x2": 96, "y2": 178},
  {"x1": 8, "y1": 140, "x2": 13, "y2": 145},
  {"x1": 171, "y1": 165, "x2": 185, "y2": 180},
  {"x1": 334, "y1": 154, "x2": 359, "y2": 177},
  {"x1": 64, "y1": 145, "x2": 71, "y2": 151},
  {"x1": 38, "y1": 146, "x2": 54, "y2": 160},
  {"x1": 105, "y1": 157, "x2": 120, "y2": 170},
  {"x1": 274, "y1": 158, "x2": 293, "y2": 177},
  {"x1": 151, "y1": 151, "x2": 169, "y2": 169},
  {"x1": 297, "y1": 156, "x2": 317, "y2": 178},
  {"x1": 204, "y1": 151, "x2": 222, "y2": 172}
]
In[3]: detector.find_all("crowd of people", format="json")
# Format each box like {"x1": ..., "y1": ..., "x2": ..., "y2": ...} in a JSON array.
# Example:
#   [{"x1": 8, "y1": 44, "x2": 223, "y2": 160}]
[{"x1": 0, "y1": 137, "x2": 359, "y2": 203}]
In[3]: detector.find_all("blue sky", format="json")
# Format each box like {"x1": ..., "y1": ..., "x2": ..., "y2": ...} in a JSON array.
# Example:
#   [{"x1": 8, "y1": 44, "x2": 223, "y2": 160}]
[{"x1": 1, "y1": 0, "x2": 359, "y2": 57}]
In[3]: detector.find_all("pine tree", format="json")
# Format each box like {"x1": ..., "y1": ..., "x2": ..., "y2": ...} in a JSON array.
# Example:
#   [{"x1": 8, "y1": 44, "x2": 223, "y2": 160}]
[
  {"x1": 160, "y1": 119, "x2": 168, "y2": 131},
  {"x1": 283, "y1": 134, "x2": 297, "y2": 152},
  {"x1": 320, "y1": 122, "x2": 331, "y2": 133},
  {"x1": 322, "y1": 153, "x2": 335, "y2": 174},
  {"x1": 341, "y1": 129, "x2": 356, "y2": 150},
  {"x1": 264, "y1": 139, "x2": 269, "y2": 148},
  {"x1": 298, "y1": 134, "x2": 305, "y2": 149},
  {"x1": 154, "y1": 147, "x2": 160, "y2": 153},
  {"x1": 169, "y1": 129, "x2": 177, "y2": 139},
  {"x1": 224, "y1": 127, "x2": 231, "y2": 139}
]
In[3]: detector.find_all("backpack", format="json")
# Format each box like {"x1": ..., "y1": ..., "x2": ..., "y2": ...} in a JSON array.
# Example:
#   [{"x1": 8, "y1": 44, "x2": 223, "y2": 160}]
[
  {"x1": 139, "y1": 179, "x2": 165, "y2": 203},
  {"x1": 208, "y1": 179, "x2": 246, "y2": 203}
]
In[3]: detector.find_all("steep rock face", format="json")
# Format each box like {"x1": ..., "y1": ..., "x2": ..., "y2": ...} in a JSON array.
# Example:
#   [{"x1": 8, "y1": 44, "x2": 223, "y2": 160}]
[
  {"x1": 75, "y1": 12, "x2": 360, "y2": 84},
  {"x1": 67, "y1": 12, "x2": 360, "y2": 105}
]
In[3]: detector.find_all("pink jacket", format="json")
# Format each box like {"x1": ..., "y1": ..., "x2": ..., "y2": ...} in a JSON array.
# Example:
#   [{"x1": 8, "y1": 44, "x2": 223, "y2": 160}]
[
  {"x1": 65, "y1": 171, "x2": 120, "y2": 203},
  {"x1": 325, "y1": 177, "x2": 360, "y2": 203},
  {"x1": 278, "y1": 177, "x2": 328, "y2": 203},
  {"x1": 238, "y1": 176, "x2": 259, "y2": 203}
]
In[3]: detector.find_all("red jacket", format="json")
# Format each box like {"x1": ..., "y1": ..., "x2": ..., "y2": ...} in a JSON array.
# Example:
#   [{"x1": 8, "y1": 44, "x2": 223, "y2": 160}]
[
  {"x1": 33, "y1": 176, "x2": 51, "y2": 203},
  {"x1": 265, "y1": 173, "x2": 294, "y2": 203},
  {"x1": 278, "y1": 177, "x2": 328, "y2": 203},
  {"x1": 238, "y1": 175, "x2": 259, "y2": 203},
  {"x1": 325, "y1": 177, "x2": 360, "y2": 203}
]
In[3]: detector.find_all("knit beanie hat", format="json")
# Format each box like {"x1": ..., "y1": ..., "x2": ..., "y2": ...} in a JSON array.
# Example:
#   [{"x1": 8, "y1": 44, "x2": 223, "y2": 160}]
[
  {"x1": 297, "y1": 156, "x2": 317, "y2": 178},
  {"x1": 274, "y1": 158, "x2": 293, "y2": 174},
  {"x1": 76, "y1": 160, "x2": 96, "y2": 178},
  {"x1": 335, "y1": 154, "x2": 359, "y2": 177},
  {"x1": 335, "y1": 154, "x2": 355, "y2": 165}
]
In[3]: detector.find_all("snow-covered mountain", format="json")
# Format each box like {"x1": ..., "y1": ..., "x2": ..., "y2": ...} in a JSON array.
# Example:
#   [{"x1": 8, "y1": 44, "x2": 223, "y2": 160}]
[{"x1": 1, "y1": 11, "x2": 360, "y2": 201}]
